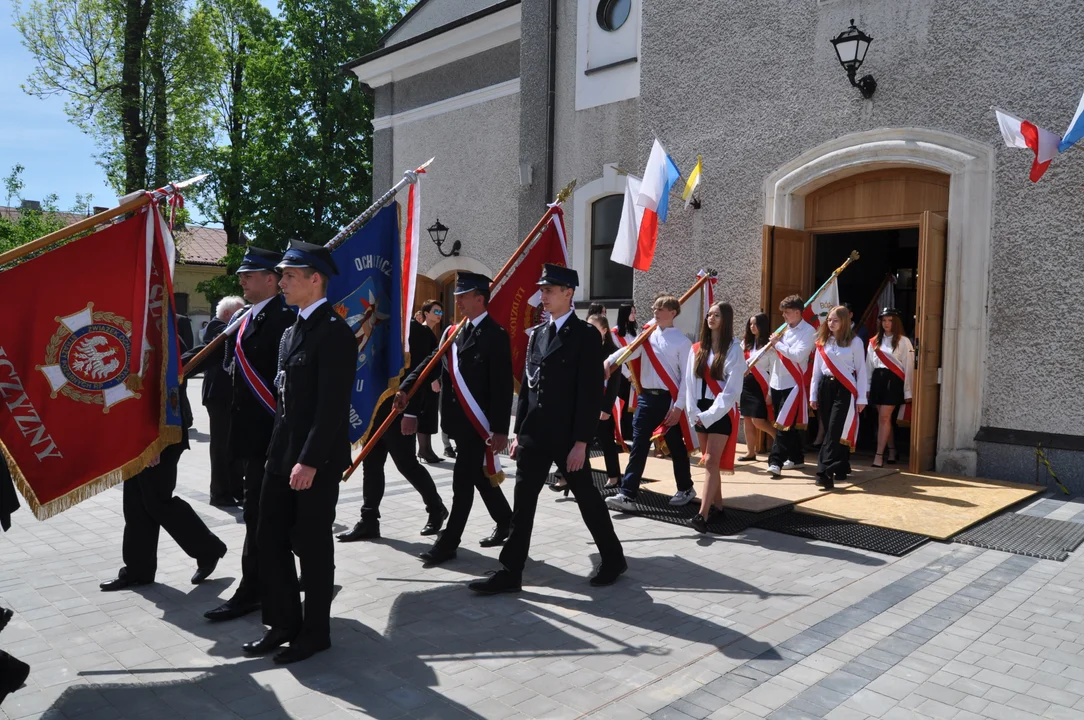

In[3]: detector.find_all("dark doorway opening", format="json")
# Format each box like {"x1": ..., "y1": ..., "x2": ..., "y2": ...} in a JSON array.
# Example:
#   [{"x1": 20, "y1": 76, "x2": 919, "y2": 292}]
[{"x1": 810, "y1": 228, "x2": 919, "y2": 459}]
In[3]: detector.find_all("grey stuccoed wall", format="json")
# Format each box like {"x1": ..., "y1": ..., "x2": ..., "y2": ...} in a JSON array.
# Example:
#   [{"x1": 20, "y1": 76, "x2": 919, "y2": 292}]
[
  {"x1": 637, "y1": 0, "x2": 1084, "y2": 439},
  {"x1": 385, "y1": 0, "x2": 508, "y2": 44}
]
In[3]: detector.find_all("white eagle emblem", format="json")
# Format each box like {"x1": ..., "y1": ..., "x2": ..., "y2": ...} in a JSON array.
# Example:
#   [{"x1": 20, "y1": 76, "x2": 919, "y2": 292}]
[{"x1": 70, "y1": 335, "x2": 121, "y2": 380}]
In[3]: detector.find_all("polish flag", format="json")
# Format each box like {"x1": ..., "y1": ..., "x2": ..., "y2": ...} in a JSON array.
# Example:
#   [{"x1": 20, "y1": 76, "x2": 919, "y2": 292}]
[
  {"x1": 995, "y1": 108, "x2": 1061, "y2": 182},
  {"x1": 401, "y1": 167, "x2": 424, "y2": 341},
  {"x1": 611, "y1": 174, "x2": 645, "y2": 268},
  {"x1": 612, "y1": 139, "x2": 679, "y2": 271},
  {"x1": 802, "y1": 275, "x2": 839, "y2": 330}
]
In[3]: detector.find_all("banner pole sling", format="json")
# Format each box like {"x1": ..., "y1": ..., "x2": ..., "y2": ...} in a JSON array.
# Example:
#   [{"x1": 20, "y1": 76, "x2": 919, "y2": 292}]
[
  {"x1": 0, "y1": 174, "x2": 210, "y2": 268},
  {"x1": 180, "y1": 160, "x2": 435, "y2": 378},
  {"x1": 342, "y1": 180, "x2": 578, "y2": 481},
  {"x1": 744, "y1": 249, "x2": 860, "y2": 372}
]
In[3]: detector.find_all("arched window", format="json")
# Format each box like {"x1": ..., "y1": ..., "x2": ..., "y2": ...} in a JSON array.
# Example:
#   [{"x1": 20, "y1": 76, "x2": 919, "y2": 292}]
[{"x1": 590, "y1": 194, "x2": 632, "y2": 300}]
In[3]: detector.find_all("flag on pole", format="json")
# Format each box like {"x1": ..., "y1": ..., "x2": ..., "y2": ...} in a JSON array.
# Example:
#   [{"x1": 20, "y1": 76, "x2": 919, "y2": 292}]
[
  {"x1": 995, "y1": 108, "x2": 1061, "y2": 182},
  {"x1": 863, "y1": 275, "x2": 896, "y2": 338},
  {"x1": 802, "y1": 275, "x2": 839, "y2": 330},
  {"x1": 401, "y1": 168, "x2": 424, "y2": 343},
  {"x1": 1059, "y1": 91, "x2": 1084, "y2": 153},
  {"x1": 682, "y1": 155, "x2": 702, "y2": 209},
  {"x1": 611, "y1": 175, "x2": 645, "y2": 269},
  {"x1": 698, "y1": 268, "x2": 716, "y2": 318},
  {"x1": 328, "y1": 204, "x2": 403, "y2": 446},
  {"x1": 0, "y1": 202, "x2": 183, "y2": 519},
  {"x1": 613, "y1": 139, "x2": 679, "y2": 272}
]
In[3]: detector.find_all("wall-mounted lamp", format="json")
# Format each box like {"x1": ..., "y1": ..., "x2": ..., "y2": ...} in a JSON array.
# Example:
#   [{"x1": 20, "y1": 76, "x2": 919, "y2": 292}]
[
  {"x1": 428, "y1": 219, "x2": 460, "y2": 257},
  {"x1": 830, "y1": 19, "x2": 876, "y2": 99}
]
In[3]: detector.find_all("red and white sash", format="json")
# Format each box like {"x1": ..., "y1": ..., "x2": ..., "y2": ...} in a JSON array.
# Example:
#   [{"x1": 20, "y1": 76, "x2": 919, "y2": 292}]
[
  {"x1": 643, "y1": 336, "x2": 696, "y2": 453},
  {"x1": 693, "y1": 343, "x2": 739, "y2": 474},
  {"x1": 234, "y1": 313, "x2": 276, "y2": 415},
  {"x1": 817, "y1": 344, "x2": 860, "y2": 450},
  {"x1": 870, "y1": 339, "x2": 911, "y2": 425},
  {"x1": 612, "y1": 328, "x2": 640, "y2": 410},
  {"x1": 774, "y1": 353, "x2": 809, "y2": 431},
  {"x1": 744, "y1": 347, "x2": 774, "y2": 424},
  {"x1": 448, "y1": 325, "x2": 505, "y2": 485}
]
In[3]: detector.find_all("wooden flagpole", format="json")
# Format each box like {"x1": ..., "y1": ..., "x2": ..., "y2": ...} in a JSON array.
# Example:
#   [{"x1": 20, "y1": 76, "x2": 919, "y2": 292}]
[
  {"x1": 745, "y1": 250, "x2": 860, "y2": 372},
  {"x1": 342, "y1": 180, "x2": 578, "y2": 481},
  {"x1": 180, "y1": 160, "x2": 435, "y2": 378},
  {"x1": 0, "y1": 174, "x2": 209, "y2": 268}
]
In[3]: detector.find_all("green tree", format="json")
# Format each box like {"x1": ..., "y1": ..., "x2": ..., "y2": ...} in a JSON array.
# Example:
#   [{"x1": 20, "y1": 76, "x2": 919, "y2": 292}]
[
  {"x1": 0, "y1": 165, "x2": 77, "y2": 257},
  {"x1": 243, "y1": 0, "x2": 406, "y2": 246}
]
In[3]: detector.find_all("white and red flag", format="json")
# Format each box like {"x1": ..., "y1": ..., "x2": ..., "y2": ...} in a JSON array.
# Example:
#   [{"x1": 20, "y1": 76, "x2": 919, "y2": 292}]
[
  {"x1": 611, "y1": 139, "x2": 680, "y2": 271},
  {"x1": 401, "y1": 167, "x2": 424, "y2": 341},
  {"x1": 995, "y1": 108, "x2": 1061, "y2": 182},
  {"x1": 802, "y1": 275, "x2": 839, "y2": 330}
]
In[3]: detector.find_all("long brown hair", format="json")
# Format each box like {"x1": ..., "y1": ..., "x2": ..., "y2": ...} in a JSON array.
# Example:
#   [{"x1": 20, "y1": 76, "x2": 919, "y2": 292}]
[
  {"x1": 588, "y1": 313, "x2": 619, "y2": 355},
  {"x1": 815, "y1": 305, "x2": 855, "y2": 347},
  {"x1": 743, "y1": 312, "x2": 770, "y2": 351},
  {"x1": 875, "y1": 314, "x2": 904, "y2": 351},
  {"x1": 694, "y1": 302, "x2": 733, "y2": 380}
]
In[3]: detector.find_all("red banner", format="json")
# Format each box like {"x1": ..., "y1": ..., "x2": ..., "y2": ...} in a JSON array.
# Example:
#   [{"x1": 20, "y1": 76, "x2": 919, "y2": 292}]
[
  {"x1": 0, "y1": 206, "x2": 181, "y2": 519},
  {"x1": 488, "y1": 210, "x2": 569, "y2": 383}
]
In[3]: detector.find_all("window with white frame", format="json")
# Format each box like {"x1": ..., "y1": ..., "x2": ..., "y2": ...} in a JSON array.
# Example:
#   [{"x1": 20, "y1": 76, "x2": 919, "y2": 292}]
[{"x1": 589, "y1": 195, "x2": 632, "y2": 300}]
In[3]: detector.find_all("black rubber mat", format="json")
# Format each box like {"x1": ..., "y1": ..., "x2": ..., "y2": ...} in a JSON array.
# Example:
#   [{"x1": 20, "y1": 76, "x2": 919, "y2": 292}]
[
  {"x1": 954, "y1": 512, "x2": 1084, "y2": 561},
  {"x1": 546, "y1": 472, "x2": 789, "y2": 536},
  {"x1": 752, "y1": 510, "x2": 930, "y2": 556}
]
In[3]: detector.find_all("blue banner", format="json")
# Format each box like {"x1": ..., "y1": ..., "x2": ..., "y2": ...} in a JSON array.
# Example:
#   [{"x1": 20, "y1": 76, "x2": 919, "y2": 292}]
[{"x1": 327, "y1": 204, "x2": 403, "y2": 445}]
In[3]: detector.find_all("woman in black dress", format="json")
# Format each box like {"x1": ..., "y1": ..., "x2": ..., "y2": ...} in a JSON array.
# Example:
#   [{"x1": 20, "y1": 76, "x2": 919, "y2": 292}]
[
  {"x1": 413, "y1": 300, "x2": 443, "y2": 464},
  {"x1": 739, "y1": 313, "x2": 776, "y2": 461},
  {"x1": 865, "y1": 308, "x2": 914, "y2": 467}
]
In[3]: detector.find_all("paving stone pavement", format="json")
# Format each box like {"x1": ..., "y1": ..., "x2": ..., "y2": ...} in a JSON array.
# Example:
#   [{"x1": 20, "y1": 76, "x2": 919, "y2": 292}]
[{"x1": 2, "y1": 379, "x2": 1083, "y2": 719}]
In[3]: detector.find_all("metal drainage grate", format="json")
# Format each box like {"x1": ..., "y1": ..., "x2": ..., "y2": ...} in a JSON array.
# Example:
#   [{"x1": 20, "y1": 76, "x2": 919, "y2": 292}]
[
  {"x1": 546, "y1": 472, "x2": 789, "y2": 535},
  {"x1": 954, "y1": 512, "x2": 1084, "y2": 561},
  {"x1": 753, "y1": 510, "x2": 930, "y2": 557}
]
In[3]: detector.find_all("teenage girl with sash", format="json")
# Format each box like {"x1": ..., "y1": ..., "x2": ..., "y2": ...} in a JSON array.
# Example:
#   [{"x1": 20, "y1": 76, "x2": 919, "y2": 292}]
[
  {"x1": 682, "y1": 302, "x2": 744, "y2": 532},
  {"x1": 866, "y1": 308, "x2": 914, "y2": 467},
  {"x1": 613, "y1": 303, "x2": 639, "y2": 445},
  {"x1": 809, "y1": 306, "x2": 868, "y2": 490},
  {"x1": 739, "y1": 313, "x2": 776, "y2": 461},
  {"x1": 591, "y1": 314, "x2": 624, "y2": 487}
]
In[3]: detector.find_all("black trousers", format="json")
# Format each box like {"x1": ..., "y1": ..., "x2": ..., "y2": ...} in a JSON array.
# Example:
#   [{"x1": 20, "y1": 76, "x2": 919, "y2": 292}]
[
  {"x1": 206, "y1": 401, "x2": 243, "y2": 501},
  {"x1": 768, "y1": 387, "x2": 806, "y2": 468},
  {"x1": 122, "y1": 444, "x2": 226, "y2": 582},
  {"x1": 500, "y1": 445, "x2": 624, "y2": 575},
  {"x1": 594, "y1": 416, "x2": 622, "y2": 478},
  {"x1": 618, "y1": 391, "x2": 691, "y2": 499},
  {"x1": 440, "y1": 434, "x2": 512, "y2": 548},
  {"x1": 361, "y1": 414, "x2": 443, "y2": 519},
  {"x1": 817, "y1": 378, "x2": 853, "y2": 479},
  {"x1": 257, "y1": 468, "x2": 339, "y2": 645},
  {"x1": 0, "y1": 650, "x2": 29, "y2": 693},
  {"x1": 232, "y1": 456, "x2": 266, "y2": 603}
]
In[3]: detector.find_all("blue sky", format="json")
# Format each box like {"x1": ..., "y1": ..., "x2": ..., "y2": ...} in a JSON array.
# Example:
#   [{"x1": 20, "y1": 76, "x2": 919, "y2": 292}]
[{"x1": 0, "y1": 0, "x2": 278, "y2": 219}]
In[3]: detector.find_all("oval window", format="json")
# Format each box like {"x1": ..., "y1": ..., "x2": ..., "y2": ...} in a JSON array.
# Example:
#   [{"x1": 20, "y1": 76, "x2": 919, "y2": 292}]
[{"x1": 596, "y1": 0, "x2": 631, "y2": 32}]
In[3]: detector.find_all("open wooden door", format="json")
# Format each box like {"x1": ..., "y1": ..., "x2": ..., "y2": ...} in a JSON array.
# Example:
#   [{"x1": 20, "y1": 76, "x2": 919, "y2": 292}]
[
  {"x1": 761, "y1": 226, "x2": 814, "y2": 329},
  {"x1": 910, "y1": 211, "x2": 947, "y2": 473},
  {"x1": 413, "y1": 275, "x2": 439, "y2": 316}
]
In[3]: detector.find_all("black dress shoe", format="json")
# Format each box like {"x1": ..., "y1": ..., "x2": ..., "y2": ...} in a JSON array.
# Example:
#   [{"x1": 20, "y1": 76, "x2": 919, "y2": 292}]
[
  {"x1": 468, "y1": 569, "x2": 522, "y2": 595},
  {"x1": 443, "y1": 447, "x2": 457, "y2": 459},
  {"x1": 419, "y1": 542, "x2": 457, "y2": 566},
  {"x1": 209, "y1": 496, "x2": 240, "y2": 508},
  {"x1": 191, "y1": 552, "x2": 223, "y2": 585},
  {"x1": 204, "y1": 599, "x2": 260, "y2": 622},
  {"x1": 0, "y1": 651, "x2": 30, "y2": 703},
  {"x1": 419, "y1": 450, "x2": 442, "y2": 465},
  {"x1": 689, "y1": 513, "x2": 708, "y2": 534},
  {"x1": 589, "y1": 558, "x2": 628, "y2": 587},
  {"x1": 0, "y1": 608, "x2": 12, "y2": 635},
  {"x1": 99, "y1": 573, "x2": 152, "y2": 592},
  {"x1": 273, "y1": 639, "x2": 331, "y2": 665},
  {"x1": 242, "y1": 627, "x2": 295, "y2": 655},
  {"x1": 479, "y1": 525, "x2": 509, "y2": 548},
  {"x1": 420, "y1": 506, "x2": 449, "y2": 536},
  {"x1": 337, "y1": 520, "x2": 380, "y2": 542}
]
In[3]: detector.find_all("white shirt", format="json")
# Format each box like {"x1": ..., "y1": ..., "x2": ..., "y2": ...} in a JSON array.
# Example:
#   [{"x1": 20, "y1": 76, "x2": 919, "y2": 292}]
[
  {"x1": 769, "y1": 320, "x2": 816, "y2": 391},
  {"x1": 611, "y1": 328, "x2": 637, "y2": 379},
  {"x1": 606, "y1": 326, "x2": 692, "y2": 408},
  {"x1": 298, "y1": 296, "x2": 327, "y2": 321},
  {"x1": 866, "y1": 334, "x2": 915, "y2": 400},
  {"x1": 742, "y1": 340, "x2": 773, "y2": 376},
  {"x1": 465, "y1": 311, "x2": 488, "y2": 330},
  {"x1": 811, "y1": 337, "x2": 869, "y2": 405},
  {"x1": 549, "y1": 308, "x2": 574, "y2": 332},
  {"x1": 682, "y1": 341, "x2": 745, "y2": 427}
]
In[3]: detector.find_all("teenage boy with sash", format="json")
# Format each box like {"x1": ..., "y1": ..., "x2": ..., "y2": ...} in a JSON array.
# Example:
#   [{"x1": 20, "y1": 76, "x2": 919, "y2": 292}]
[
  {"x1": 470, "y1": 264, "x2": 625, "y2": 594},
  {"x1": 766, "y1": 294, "x2": 817, "y2": 479},
  {"x1": 201, "y1": 246, "x2": 296, "y2": 623},
  {"x1": 396, "y1": 272, "x2": 514, "y2": 566},
  {"x1": 604, "y1": 294, "x2": 697, "y2": 511}
]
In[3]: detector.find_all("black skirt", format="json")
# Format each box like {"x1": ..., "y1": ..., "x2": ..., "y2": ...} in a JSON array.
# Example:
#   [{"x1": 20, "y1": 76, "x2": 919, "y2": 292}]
[
  {"x1": 740, "y1": 374, "x2": 769, "y2": 420},
  {"x1": 869, "y1": 368, "x2": 905, "y2": 407},
  {"x1": 695, "y1": 399, "x2": 733, "y2": 435}
]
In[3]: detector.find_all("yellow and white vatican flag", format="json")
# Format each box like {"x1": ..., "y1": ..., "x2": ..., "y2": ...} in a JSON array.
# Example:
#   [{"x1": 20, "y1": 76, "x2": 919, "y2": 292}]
[{"x1": 682, "y1": 155, "x2": 702, "y2": 208}]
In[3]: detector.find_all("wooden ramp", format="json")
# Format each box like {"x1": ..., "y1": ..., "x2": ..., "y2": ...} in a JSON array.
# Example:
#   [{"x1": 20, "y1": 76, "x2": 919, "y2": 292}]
[
  {"x1": 794, "y1": 472, "x2": 1043, "y2": 540},
  {"x1": 638, "y1": 455, "x2": 898, "y2": 513}
]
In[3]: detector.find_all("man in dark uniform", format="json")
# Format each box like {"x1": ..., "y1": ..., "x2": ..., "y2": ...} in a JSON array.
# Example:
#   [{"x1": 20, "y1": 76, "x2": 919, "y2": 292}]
[
  {"x1": 241, "y1": 240, "x2": 354, "y2": 665},
  {"x1": 99, "y1": 328, "x2": 228, "y2": 592},
  {"x1": 203, "y1": 247, "x2": 296, "y2": 623},
  {"x1": 396, "y1": 272, "x2": 513, "y2": 565},
  {"x1": 202, "y1": 295, "x2": 245, "y2": 506},
  {"x1": 470, "y1": 265, "x2": 625, "y2": 594},
  {"x1": 337, "y1": 305, "x2": 448, "y2": 541}
]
